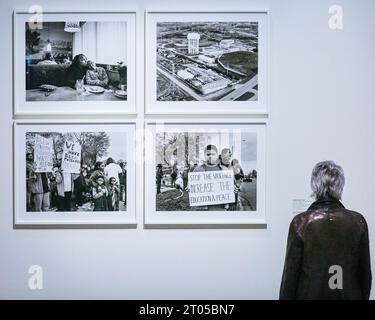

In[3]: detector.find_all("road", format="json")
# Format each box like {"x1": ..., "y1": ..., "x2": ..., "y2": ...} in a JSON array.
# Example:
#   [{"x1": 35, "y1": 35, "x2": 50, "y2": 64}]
[
  {"x1": 219, "y1": 75, "x2": 258, "y2": 101},
  {"x1": 239, "y1": 180, "x2": 257, "y2": 211}
]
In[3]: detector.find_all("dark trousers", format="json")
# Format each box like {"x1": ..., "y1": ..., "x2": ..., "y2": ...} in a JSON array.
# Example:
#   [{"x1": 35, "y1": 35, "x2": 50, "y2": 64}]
[
  {"x1": 50, "y1": 191, "x2": 58, "y2": 209},
  {"x1": 64, "y1": 191, "x2": 72, "y2": 211},
  {"x1": 157, "y1": 181, "x2": 161, "y2": 194},
  {"x1": 120, "y1": 184, "x2": 126, "y2": 204},
  {"x1": 57, "y1": 192, "x2": 72, "y2": 211}
]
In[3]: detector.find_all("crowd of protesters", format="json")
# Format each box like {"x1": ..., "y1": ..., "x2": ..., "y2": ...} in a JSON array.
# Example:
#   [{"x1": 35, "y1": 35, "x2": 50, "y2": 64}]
[{"x1": 26, "y1": 154, "x2": 127, "y2": 212}]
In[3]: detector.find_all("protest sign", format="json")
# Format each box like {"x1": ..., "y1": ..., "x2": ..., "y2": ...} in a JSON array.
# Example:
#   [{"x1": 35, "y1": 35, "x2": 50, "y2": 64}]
[
  {"x1": 61, "y1": 140, "x2": 81, "y2": 173},
  {"x1": 188, "y1": 169, "x2": 235, "y2": 207},
  {"x1": 34, "y1": 134, "x2": 54, "y2": 172}
]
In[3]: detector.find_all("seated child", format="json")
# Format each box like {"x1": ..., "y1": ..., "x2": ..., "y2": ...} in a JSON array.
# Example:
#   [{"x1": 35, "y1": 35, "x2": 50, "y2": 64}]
[{"x1": 85, "y1": 60, "x2": 109, "y2": 87}]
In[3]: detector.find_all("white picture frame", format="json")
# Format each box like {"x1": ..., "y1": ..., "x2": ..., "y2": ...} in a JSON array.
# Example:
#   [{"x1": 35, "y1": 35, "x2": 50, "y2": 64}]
[
  {"x1": 145, "y1": 11, "x2": 269, "y2": 115},
  {"x1": 144, "y1": 120, "x2": 267, "y2": 227},
  {"x1": 14, "y1": 11, "x2": 136, "y2": 116},
  {"x1": 14, "y1": 120, "x2": 137, "y2": 226}
]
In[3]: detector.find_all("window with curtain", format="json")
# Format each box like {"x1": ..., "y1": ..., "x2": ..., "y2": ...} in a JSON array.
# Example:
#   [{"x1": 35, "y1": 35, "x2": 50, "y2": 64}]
[{"x1": 72, "y1": 21, "x2": 127, "y2": 66}]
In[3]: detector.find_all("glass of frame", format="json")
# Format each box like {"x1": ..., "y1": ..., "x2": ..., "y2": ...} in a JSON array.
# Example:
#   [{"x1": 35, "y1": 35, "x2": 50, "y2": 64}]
[
  {"x1": 145, "y1": 11, "x2": 269, "y2": 115},
  {"x1": 144, "y1": 120, "x2": 267, "y2": 227},
  {"x1": 14, "y1": 12, "x2": 136, "y2": 115},
  {"x1": 14, "y1": 121, "x2": 136, "y2": 226}
]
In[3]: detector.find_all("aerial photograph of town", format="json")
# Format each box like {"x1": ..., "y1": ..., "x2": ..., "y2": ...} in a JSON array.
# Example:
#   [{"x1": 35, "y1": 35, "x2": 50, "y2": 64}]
[{"x1": 156, "y1": 21, "x2": 258, "y2": 102}]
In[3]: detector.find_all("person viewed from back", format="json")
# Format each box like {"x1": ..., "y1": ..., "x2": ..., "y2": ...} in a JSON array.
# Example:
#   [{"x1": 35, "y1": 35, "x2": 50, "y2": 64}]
[
  {"x1": 280, "y1": 161, "x2": 372, "y2": 300},
  {"x1": 104, "y1": 158, "x2": 122, "y2": 186},
  {"x1": 170, "y1": 162, "x2": 178, "y2": 188}
]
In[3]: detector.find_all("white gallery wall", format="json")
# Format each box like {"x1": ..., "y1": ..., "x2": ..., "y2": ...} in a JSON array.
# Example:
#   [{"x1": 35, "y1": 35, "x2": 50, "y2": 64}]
[{"x1": 0, "y1": 0, "x2": 374, "y2": 299}]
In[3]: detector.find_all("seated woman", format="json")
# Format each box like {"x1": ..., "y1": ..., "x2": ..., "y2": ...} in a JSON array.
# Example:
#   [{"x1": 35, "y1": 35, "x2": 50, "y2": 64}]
[
  {"x1": 65, "y1": 54, "x2": 88, "y2": 89},
  {"x1": 85, "y1": 60, "x2": 109, "y2": 88}
]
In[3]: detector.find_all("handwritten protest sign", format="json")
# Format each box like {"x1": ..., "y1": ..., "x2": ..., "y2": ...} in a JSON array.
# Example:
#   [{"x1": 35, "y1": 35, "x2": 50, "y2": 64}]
[
  {"x1": 34, "y1": 134, "x2": 54, "y2": 172},
  {"x1": 188, "y1": 170, "x2": 235, "y2": 207},
  {"x1": 61, "y1": 140, "x2": 81, "y2": 173}
]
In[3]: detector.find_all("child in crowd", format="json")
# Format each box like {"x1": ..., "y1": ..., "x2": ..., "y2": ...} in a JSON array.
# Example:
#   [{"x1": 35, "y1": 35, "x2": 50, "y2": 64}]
[
  {"x1": 92, "y1": 176, "x2": 108, "y2": 211},
  {"x1": 175, "y1": 172, "x2": 183, "y2": 190},
  {"x1": 107, "y1": 177, "x2": 120, "y2": 211}
]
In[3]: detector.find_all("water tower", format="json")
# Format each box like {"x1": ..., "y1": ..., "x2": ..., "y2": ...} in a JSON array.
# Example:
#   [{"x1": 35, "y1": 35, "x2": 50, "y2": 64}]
[{"x1": 187, "y1": 32, "x2": 200, "y2": 55}]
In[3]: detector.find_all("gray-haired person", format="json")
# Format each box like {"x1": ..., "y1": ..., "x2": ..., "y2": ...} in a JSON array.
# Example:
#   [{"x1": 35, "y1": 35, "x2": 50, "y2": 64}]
[{"x1": 280, "y1": 161, "x2": 371, "y2": 300}]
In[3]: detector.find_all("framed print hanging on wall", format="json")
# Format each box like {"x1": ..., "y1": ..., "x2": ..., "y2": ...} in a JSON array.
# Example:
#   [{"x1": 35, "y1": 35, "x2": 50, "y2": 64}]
[
  {"x1": 144, "y1": 120, "x2": 267, "y2": 227},
  {"x1": 14, "y1": 121, "x2": 137, "y2": 226},
  {"x1": 14, "y1": 12, "x2": 136, "y2": 115},
  {"x1": 145, "y1": 11, "x2": 269, "y2": 115}
]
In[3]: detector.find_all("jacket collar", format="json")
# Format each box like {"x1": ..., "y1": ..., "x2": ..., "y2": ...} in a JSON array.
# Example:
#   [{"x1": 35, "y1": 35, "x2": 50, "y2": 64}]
[{"x1": 308, "y1": 196, "x2": 345, "y2": 211}]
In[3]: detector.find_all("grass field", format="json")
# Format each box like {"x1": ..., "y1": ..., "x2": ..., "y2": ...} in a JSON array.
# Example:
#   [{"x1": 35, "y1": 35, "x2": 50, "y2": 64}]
[
  {"x1": 218, "y1": 51, "x2": 258, "y2": 76},
  {"x1": 235, "y1": 91, "x2": 255, "y2": 101}
]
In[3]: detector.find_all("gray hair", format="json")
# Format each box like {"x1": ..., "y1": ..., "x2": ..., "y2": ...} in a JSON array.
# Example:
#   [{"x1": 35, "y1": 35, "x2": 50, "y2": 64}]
[{"x1": 310, "y1": 161, "x2": 345, "y2": 200}]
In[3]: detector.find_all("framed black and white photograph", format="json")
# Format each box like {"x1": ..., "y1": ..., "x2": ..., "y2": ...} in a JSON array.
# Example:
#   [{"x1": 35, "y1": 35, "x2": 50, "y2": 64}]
[
  {"x1": 14, "y1": 121, "x2": 136, "y2": 226},
  {"x1": 145, "y1": 11, "x2": 268, "y2": 115},
  {"x1": 14, "y1": 12, "x2": 136, "y2": 115},
  {"x1": 145, "y1": 121, "x2": 267, "y2": 226}
]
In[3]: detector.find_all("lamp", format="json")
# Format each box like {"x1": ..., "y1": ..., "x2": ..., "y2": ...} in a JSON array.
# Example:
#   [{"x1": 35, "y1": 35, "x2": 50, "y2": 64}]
[{"x1": 64, "y1": 21, "x2": 81, "y2": 32}]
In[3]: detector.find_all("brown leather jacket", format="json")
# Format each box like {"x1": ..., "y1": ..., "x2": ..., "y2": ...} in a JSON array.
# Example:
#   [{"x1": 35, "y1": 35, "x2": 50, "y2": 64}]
[{"x1": 280, "y1": 198, "x2": 372, "y2": 300}]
